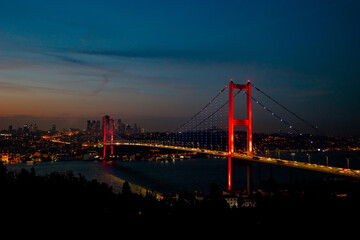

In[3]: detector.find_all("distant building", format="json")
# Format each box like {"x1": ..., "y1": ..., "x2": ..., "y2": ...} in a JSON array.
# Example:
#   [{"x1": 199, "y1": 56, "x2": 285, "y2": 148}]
[
  {"x1": 51, "y1": 125, "x2": 56, "y2": 133},
  {"x1": 102, "y1": 115, "x2": 111, "y2": 132},
  {"x1": 223, "y1": 195, "x2": 239, "y2": 208},
  {"x1": 86, "y1": 117, "x2": 144, "y2": 136},
  {"x1": 117, "y1": 119, "x2": 125, "y2": 133},
  {"x1": 86, "y1": 120, "x2": 91, "y2": 131},
  {"x1": 222, "y1": 190, "x2": 242, "y2": 208},
  {"x1": 23, "y1": 124, "x2": 29, "y2": 133},
  {"x1": 86, "y1": 120, "x2": 101, "y2": 136},
  {"x1": 32, "y1": 123, "x2": 38, "y2": 132}
]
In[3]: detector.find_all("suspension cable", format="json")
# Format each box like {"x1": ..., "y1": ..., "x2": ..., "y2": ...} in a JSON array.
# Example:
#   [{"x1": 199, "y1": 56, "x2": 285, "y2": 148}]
[
  {"x1": 189, "y1": 89, "x2": 242, "y2": 131},
  {"x1": 174, "y1": 81, "x2": 231, "y2": 133},
  {"x1": 250, "y1": 83, "x2": 326, "y2": 135},
  {"x1": 242, "y1": 91, "x2": 303, "y2": 135}
]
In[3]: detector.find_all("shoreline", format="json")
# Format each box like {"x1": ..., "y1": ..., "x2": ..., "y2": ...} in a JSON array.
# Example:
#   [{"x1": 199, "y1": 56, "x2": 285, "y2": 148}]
[{"x1": 103, "y1": 173, "x2": 162, "y2": 199}]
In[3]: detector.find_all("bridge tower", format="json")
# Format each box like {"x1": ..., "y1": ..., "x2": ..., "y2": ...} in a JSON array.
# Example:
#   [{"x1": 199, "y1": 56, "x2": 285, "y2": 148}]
[
  {"x1": 228, "y1": 80, "x2": 252, "y2": 191},
  {"x1": 103, "y1": 115, "x2": 114, "y2": 159}
]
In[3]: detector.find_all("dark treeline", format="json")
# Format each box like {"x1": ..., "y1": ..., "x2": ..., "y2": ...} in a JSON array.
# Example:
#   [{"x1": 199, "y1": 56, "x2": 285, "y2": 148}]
[
  {"x1": 0, "y1": 162, "x2": 359, "y2": 228},
  {"x1": 0, "y1": 163, "x2": 164, "y2": 222}
]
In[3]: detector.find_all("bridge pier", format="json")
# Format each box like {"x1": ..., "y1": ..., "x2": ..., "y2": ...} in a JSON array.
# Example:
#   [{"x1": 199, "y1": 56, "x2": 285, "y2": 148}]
[
  {"x1": 228, "y1": 156, "x2": 232, "y2": 191},
  {"x1": 228, "y1": 158, "x2": 252, "y2": 195},
  {"x1": 103, "y1": 145, "x2": 113, "y2": 159}
]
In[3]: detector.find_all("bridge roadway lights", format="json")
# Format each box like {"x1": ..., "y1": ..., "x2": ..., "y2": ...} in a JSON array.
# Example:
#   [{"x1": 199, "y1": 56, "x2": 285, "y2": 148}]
[{"x1": 117, "y1": 142, "x2": 360, "y2": 194}]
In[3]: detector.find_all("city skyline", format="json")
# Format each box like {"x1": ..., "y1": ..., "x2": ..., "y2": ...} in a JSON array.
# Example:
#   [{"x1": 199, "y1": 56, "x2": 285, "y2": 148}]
[
  {"x1": 1, "y1": 117, "x2": 145, "y2": 133},
  {"x1": 0, "y1": 1, "x2": 359, "y2": 135}
]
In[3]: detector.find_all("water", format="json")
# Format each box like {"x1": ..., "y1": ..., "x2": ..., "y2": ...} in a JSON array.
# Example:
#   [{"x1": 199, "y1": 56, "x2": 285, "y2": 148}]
[
  {"x1": 6, "y1": 158, "x2": 230, "y2": 194},
  {"x1": 6, "y1": 151, "x2": 360, "y2": 195},
  {"x1": 6, "y1": 160, "x2": 127, "y2": 193}
]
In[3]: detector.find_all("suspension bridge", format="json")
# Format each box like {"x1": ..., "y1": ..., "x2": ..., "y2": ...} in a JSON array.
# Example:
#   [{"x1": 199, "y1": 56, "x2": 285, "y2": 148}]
[{"x1": 102, "y1": 80, "x2": 360, "y2": 193}]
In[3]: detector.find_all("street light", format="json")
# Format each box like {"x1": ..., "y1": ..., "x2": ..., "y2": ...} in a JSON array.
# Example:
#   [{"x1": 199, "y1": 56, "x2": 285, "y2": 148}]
[
  {"x1": 346, "y1": 158, "x2": 350, "y2": 169},
  {"x1": 291, "y1": 152, "x2": 295, "y2": 161},
  {"x1": 265, "y1": 148, "x2": 268, "y2": 158}
]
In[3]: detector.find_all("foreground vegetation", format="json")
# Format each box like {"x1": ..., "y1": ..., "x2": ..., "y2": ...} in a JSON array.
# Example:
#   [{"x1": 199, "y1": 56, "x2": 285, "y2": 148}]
[{"x1": 0, "y1": 163, "x2": 359, "y2": 228}]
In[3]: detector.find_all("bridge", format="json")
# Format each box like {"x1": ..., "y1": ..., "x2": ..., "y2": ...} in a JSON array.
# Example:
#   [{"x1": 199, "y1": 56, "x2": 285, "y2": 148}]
[{"x1": 102, "y1": 80, "x2": 360, "y2": 193}]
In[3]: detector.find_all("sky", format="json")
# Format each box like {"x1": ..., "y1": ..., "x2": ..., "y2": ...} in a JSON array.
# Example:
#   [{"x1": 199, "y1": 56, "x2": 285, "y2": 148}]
[{"x1": 0, "y1": 0, "x2": 359, "y2": 135}]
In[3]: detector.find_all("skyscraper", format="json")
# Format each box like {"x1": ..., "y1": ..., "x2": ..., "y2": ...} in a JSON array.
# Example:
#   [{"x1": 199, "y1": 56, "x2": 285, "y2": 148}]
[
  {"x1": 87, "y1": 120, "x2": 91, "y2": 131},
  {"x1": 51, "y1": 125, "x2": 56, "y2": 133}
]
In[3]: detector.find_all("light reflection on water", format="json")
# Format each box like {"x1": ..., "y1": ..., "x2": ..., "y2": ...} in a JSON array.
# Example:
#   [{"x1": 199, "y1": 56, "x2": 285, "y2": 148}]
[{"x1": 6, "y1": 151, "x2": 359, "y2": 194}]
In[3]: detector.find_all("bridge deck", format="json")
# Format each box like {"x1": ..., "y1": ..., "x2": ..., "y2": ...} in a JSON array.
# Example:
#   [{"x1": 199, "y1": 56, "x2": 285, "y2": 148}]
[{"x1": 111, "y1": 142, "x2": 360, "y2": 180}]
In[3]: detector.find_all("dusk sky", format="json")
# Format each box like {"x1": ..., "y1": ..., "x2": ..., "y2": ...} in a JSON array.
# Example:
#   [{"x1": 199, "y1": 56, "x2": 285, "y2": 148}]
[{"x1": 0, "y1": 0, "x2": 359, "y2": 135}]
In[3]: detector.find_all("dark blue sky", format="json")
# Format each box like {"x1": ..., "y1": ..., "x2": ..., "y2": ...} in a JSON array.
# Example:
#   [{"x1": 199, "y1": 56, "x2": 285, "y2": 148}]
[{"x1": 0, "y1": 0, "x2": 359, "y2": 134}]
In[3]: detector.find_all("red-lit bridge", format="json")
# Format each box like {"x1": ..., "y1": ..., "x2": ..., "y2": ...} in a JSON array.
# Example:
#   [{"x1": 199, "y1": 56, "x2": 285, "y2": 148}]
[
  {"x1": 103, "y1": 80, "x2": 360, "y2": 192},
  {"x1": 111, "y1": 141, "x2": 360, "y2": 189}
]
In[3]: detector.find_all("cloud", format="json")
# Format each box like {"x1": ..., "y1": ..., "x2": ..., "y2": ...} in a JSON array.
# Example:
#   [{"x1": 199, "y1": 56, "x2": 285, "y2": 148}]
[
  {"x1": 0, "y1": 59, "x2": 35, "y2": 71},
  {"x1": 67, "y1": 49, "x2": 208, "y2": 61},
  {"x1": 0, "y1": 82, "x2": 28, "y2": 92},
  {"x1": 46, "y1": 53, "x2": 89, "y2": 65},
  {"x1": 293, "y1": 90, "x2": 331, "y2": 98},
  {"x1": 49, "y1": 52, "x2": 195, "y2": 96},
  {"x1": 0, "y1": 45, "x2": 203, "y2": 100},
  {"x1": 90, "y1": 75, "x2": 109, "y2": 96},
  {"x1": 0, "y1": 81, "x2": 78, "y2": 95}
]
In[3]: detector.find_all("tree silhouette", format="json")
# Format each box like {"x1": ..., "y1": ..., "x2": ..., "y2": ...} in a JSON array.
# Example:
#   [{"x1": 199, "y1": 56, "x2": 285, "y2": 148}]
[{"x1": 122, "y1": 181, "x2": 131, "y2": 196}]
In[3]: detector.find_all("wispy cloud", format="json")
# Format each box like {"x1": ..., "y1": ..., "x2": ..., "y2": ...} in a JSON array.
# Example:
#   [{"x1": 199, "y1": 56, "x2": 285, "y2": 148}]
[
  {"x1": 47, "y1": 50, "x2": 197, "y2": 96},
  {"x1": 0, "y1": 59, "x2": 34, "y2": 71},
  {"x1": 0, "y1": 43, "x2": 203, "y2": 100},
  {"x1": 0, "y1": 81, "x2": 77, "y2": 95},
  {"x1": 293, "y1": 90, "x2": 332, "y2": 98},
  {"x1": 90, "y1": 75, "x2": 109, "y2": 96},
  {"x1": 45, "y1": 53, "x2": 90, "y2": 66},
  {"x1": 66, "y1": 48, "x2": 208, "y2": 61}
]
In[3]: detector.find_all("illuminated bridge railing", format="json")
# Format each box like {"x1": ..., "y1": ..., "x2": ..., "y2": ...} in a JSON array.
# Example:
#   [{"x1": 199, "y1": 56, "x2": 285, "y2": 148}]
[{"x1": 112, "y1": 140, "x2": 360, "y2": 180}]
